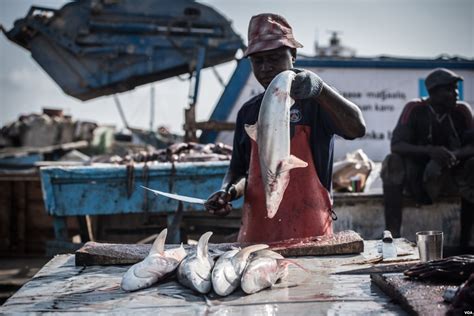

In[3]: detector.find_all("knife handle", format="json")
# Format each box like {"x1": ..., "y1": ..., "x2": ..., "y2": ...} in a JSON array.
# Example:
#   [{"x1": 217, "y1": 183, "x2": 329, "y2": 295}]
[{"x1": 383, "y1": 230, "x2": 393, "y2": 243}]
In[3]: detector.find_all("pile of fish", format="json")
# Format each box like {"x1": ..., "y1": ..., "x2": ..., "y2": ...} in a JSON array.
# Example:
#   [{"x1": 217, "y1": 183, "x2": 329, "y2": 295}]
[
  {"x1": 93, "y1": 142, "x2": 232, "y2": 164},
  {"x1": 0, "y1": 111, "x2": 97, "y2": 148},
  {"x1": 121, "y1": 228, "x2": 303, "y2": 295}
]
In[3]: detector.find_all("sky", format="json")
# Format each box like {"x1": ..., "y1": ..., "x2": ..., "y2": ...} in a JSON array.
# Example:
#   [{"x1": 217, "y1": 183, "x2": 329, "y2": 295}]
[{"x1": 1, "y1": 0, "x2": 473, "y2": 135}]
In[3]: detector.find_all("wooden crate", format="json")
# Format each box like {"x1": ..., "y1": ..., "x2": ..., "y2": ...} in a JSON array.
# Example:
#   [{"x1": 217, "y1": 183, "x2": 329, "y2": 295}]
[{"x1": 0, "y1": 172, "x2": 80, "y2": 255}]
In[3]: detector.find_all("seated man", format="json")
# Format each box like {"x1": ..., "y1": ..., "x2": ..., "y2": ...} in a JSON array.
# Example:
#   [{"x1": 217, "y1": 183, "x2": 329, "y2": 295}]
[{"x1": 382, "y1": 68, "x2": 474, "y2": 247}]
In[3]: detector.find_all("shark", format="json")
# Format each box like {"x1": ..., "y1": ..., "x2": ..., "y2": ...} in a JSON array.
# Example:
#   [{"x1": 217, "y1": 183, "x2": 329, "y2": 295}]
[
  {"x1": 177, "y1": 231, "x2": 215, "y2": 294},
  {"x1": 244, "y1": 70, "x2": 308, "y2": 218},
  {"x1": 211, "y1": 244, "x2": 269, "y2": 296},
  {"x1": 121, "y1": 228, "x2": 186, "y2": 291}
]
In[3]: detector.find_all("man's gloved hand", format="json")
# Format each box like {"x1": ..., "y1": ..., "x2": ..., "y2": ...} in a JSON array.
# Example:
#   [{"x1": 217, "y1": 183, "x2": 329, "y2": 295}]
[
  {"x1": 204, "y1": 187, "x2": 235, "y2": 216},
  {"x1": 290, "y1": 68, "x2": 324, "y2": 100}
]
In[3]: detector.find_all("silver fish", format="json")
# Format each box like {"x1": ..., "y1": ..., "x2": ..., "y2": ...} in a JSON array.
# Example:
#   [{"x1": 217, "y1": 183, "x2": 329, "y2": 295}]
[
  {"x1": 241, "y1": 249, "x2": 293, "y2": 294},
  {"x1": 244, "y1": 70, "x2": 308, "y2": 219},
  {"x1": 211, "y1": 244, "x2": 269, "y2": 296},
  {"x1": 121, "y1": 228, "x2": 186, "y2": 291},
  {"x1": 177, "y1": 231, "x2": 214, "y2": 294}
]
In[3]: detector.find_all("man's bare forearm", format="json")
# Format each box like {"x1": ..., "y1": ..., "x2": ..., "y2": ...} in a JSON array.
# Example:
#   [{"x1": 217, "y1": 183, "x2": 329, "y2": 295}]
[
  {"x1": 315, "y1": 83, "x2": 366, "y2": 139},
  {"x1": 220, "y1": 168, "x2": 246, "y2": 200},
  {"x1": 392, "y1": 142, "x2": 458, "y2": 169},
  {"x1": 454, "y1": 145, "x2": 474, "y2": 160},
  {"x1": 391, "y1": 142, "x2": 432, "y2": 156}
]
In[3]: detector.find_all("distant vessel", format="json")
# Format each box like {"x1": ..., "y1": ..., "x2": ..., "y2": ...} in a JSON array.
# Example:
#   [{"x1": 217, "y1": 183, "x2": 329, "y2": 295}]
[{"x1": 314, "y1": 31, "x2": 356, "y2": 58}]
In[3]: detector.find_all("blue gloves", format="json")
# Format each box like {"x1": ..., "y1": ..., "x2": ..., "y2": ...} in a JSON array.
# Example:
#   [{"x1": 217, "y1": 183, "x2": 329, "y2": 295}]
[{"x1": 290, "y1": 68, "x2": 324, "y2": 99}]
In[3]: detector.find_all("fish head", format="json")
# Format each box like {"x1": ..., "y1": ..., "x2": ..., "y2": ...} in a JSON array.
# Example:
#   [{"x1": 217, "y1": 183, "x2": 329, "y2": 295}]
[
  {"x1": 266, "y1": 172, "x2": 290, "y2": 219},
  {"x1": 121, "y1": 255, "x2": 178, "y2": 291},
  {"x1": 211, "y1": 249, "x2": 241, "y2": 296},
  {"x1": 266, "y1": 155, "x2": 307, "y2": 219},
  {"x1": 178, "y1": 255, "x2": 214, "y2": 294},
  {"x1": 177, "y1": 231, "x2": 214, "y2": 293},
  {"x1": 121, "y1": 266, "x2": 157, "y2": 292},
  {"x1": 212, "y1": 260, "x2": 240, "y2": 296},
  {"x1": 241, "y1": 256, "x2": 280, "y2": 294}
]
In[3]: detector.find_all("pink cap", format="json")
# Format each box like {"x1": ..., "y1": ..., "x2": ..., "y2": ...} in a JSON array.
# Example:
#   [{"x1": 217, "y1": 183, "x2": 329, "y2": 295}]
[{"x1": 244, "y1": 13, "x2": 303, "y2": 57}]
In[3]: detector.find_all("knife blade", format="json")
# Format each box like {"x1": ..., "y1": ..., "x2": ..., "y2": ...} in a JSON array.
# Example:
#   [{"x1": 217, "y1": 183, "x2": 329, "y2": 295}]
[
  {"x1": 382, "y1": 230, "x2": 397, "y2": 259},
  {"x1": 141, "y1": 186, "x2": 207, "y2": 205},
  {"x1": 335, "y1": 262, "x2": 416, "y2": 275}
]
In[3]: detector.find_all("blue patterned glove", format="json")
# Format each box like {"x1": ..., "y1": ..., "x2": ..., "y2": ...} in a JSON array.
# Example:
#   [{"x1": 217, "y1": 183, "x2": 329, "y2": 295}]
[{"x1": 290, "y1": 68, "x2": 324, "y2": 99}]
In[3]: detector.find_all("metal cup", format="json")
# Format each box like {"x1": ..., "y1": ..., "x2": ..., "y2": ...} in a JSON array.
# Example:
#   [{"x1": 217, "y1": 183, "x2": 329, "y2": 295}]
[{"x1": 416, "y1": 231, "x2": 443, "y2": 262}]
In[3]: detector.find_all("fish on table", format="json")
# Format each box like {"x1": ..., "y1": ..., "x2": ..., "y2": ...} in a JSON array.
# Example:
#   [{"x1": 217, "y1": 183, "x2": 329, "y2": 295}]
[
  {"x1": 121, "y1": 228, "x2": 186, "y2": 291},
  {"x1": 244, "y1": 70, "x2": 308, "y2": 219},
  {"x1": 211, "y1": 244, "x2": 268, "y2": 296},
  {"x1": 241, "y1": 249, "x2": 296, "y2": 294},
  {"x1": 116, "y1": 227, "x2": 316, "y2": 295},
  {"x1": 177, "y1": 231, "x2": 215, "y2": 294}
]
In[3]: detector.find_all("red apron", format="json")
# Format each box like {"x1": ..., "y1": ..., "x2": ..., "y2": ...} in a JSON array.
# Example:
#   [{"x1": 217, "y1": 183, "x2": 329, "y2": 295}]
[{"x1": 237, "y1": 125, "x2": 333, "y2": 243}]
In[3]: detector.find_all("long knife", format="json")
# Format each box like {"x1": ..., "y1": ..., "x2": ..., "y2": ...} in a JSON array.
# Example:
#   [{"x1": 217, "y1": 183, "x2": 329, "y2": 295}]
[
  {"x1": 141, "y1": 186, "x2": 207, "y2": 205},
  {"x1": 335, "y1": 262, "x2": 416, "y2": 275}
]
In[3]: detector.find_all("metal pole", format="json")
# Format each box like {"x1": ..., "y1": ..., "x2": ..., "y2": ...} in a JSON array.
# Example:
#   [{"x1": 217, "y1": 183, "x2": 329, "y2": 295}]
[
  {"x1": 192, "y1": 46, "x2": 206, "y2": 106},
  {"x1": 113, "y1": 94, "x2": 130, "y2": 129},
  {"x1": 184, "y1": 46, "x2": 206, "y2": 142},
  {"x1": 150, "y1": 85, "x2": 155, "y2": 132}
]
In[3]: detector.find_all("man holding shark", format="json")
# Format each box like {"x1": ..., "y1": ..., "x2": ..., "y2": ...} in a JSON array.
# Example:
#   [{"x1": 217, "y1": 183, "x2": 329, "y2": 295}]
[{"x1": 205, "y1": 13, "x2": 366, "y2": 242}]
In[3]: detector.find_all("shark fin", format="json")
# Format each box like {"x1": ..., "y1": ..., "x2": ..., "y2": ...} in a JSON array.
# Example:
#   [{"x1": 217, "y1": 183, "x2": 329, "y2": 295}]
[
  {"x1": 244, "y1": 124, "x2": 258, "y2": 142},
  {"x1": 173, "y1": 243, "x2": 187, "y2": 261},
  {"x1": 234, "y1": 244, "x2": 269, "y2": 265},
  {"x1": 150, "y1": 228, "x2": 167, "y2": 256},
  {"x1": 197, "y1": 231, "x2": 213, "y2": 261},
  {"x1": 279, "y1": 155, "x2": 308, "y2": 173}
]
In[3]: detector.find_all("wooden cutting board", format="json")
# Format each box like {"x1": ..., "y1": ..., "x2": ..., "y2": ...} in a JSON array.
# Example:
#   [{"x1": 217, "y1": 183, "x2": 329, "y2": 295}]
[
  {"x1": 75, "y1": 230, "x2": 364, "y2": 266},
  {"x1": 371, "y1": 273, "x2": 458, "y2": 315}
]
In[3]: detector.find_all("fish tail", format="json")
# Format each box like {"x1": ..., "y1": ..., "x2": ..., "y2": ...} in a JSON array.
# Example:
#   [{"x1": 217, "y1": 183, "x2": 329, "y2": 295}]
[{"x1": 277, "y1": 258, "x2": 309, "y2": 273}]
